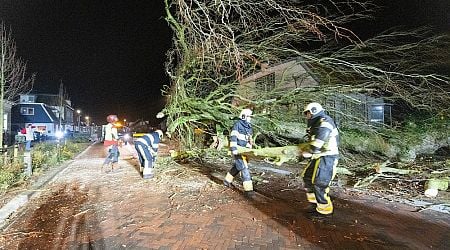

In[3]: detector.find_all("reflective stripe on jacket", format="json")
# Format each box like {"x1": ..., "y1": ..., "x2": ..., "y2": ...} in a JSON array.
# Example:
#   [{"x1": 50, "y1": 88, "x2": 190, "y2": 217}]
[
  {"x1": 136, "y1": 132, "x2": 160, "y2": 155},
  {"x1": 307, "y1": 111, "x2": 339, "y2": 156},
  {"x1": 229, "y1": 119, "x2": 252, "y2": 154}
]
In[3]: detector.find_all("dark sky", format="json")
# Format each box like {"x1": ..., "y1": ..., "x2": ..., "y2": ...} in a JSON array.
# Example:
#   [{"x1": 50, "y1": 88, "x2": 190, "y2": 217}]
[
  {"x1": 1, "y1": 0, "x2": 172, "y2": 124},
  {"x1": 363, "y1": 0, "x2": 450, "y2": 36},
  {"x1": 0, "y1": 0, "x2": 449, "y2": 124}
]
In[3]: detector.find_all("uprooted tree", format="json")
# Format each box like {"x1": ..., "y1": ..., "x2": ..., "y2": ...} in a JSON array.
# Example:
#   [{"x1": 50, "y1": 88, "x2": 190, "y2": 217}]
[
  {"x1": 161, "y1": 0, "x2": 450, "y2": 155},
  {"x1": 0, "y1": 22, "x2": 35, "y2": 147}
]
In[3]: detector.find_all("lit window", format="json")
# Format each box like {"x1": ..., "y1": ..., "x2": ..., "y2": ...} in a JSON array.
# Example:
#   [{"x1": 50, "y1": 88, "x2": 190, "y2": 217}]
[
  {"x1": 20, "y1": 107, "x2": 34, "y2": 115},
  {"x1": 370, "y1": 105, "x2": 384, "y2": 123}
]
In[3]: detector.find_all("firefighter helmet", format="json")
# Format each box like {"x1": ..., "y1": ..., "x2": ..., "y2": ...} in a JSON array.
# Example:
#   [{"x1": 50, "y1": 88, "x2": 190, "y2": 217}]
[
  {"x1": 155, "y1": 129, "x2": 163, "y2": 139},
  {"x1": 106, "y1": 114, "x2": 119, "y2": 123},
  {"x1": 239, "y1": 108, "x2": 253, "y2": 120},
  {"x1": 303, "y1": 102, "x2": 323, "y2": 116}
]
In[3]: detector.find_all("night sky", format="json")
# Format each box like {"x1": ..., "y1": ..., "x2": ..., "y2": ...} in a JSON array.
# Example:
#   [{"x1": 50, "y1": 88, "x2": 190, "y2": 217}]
[
  {"x1": 0, "y1": 0, "x2": 449, "y2": 124},
  {"x1": 1, "y1": 0, "x2": 171, "y2": 124}
]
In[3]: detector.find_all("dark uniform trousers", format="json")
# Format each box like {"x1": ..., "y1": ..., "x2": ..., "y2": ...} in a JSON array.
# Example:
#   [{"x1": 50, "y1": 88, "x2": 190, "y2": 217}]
[{"x1": 302, "y1": 155, "x2": 338, "y2": 214}]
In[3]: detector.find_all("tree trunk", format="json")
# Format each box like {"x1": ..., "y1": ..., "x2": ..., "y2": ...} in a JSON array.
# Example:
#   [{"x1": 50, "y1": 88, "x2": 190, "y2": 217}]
[{"x1": 236, "y1": 144, "x2": 310, "y2": 166}]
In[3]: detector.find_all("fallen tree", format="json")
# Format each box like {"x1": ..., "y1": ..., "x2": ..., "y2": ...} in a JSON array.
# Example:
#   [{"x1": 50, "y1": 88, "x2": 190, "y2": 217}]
[{"x1": 170, "y1": 143, "x2": 354, "y2": 176}]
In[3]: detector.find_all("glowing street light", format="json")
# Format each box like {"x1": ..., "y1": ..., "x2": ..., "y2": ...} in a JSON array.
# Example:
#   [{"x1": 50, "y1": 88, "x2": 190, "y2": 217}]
[
  {"x1": 85, "y1": 116, "x2": 90, "y2": 135},
  {"x1": 76, "y1": 109, "x2": 81, "y2": 132}
]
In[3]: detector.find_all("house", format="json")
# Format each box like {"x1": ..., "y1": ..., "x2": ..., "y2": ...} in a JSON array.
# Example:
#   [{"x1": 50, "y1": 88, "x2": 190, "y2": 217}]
[
  {"x1": 11, "y1": 94, "x2": 60, "y2": 139},
  {"x1": 237, "y1": 58, "x2": 392, "y2": 126},
  {"x1": 236, "y1": 59, "x2": 319, "y2": 102},
  {"x1": 34, "y1": 93, "x2": 75, "y2": 132}
]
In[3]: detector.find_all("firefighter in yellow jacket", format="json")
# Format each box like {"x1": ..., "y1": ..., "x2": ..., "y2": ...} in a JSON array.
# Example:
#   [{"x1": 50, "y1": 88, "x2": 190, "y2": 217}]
[{"x1": 301, "y1": 102, "x2": 339, "y2": 217}]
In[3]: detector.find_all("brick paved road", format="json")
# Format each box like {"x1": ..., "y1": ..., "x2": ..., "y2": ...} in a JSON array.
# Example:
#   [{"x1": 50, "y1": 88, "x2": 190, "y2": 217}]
[{"x1": 0, "y1": 142, "x2": 449, "y2": 249}]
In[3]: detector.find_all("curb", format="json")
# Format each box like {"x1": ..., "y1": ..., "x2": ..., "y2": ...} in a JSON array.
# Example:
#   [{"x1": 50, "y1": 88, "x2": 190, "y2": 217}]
[{"x1": 0, "y1": 142, "x2": 94, "y2": 230}]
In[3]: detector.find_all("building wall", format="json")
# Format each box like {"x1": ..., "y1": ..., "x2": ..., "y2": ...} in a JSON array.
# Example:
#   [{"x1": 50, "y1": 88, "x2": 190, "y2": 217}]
[{"x1": 236, "y1": 59, "x2": 391, "y2": 126}]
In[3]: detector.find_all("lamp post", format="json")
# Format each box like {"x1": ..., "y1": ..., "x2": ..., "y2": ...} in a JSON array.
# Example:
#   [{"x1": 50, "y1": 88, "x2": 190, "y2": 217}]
[
  {"x1": 76, "y1": 109, "x2": 81, "y2": 132},
  {"x1": 85, "y1": 116, "x2": 90, "y2": 135}
]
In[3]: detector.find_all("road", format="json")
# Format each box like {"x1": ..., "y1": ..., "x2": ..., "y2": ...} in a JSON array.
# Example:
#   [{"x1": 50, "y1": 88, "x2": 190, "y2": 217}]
[{"x1": 0, "y1": 142, "x2": 449, "y2": 249}]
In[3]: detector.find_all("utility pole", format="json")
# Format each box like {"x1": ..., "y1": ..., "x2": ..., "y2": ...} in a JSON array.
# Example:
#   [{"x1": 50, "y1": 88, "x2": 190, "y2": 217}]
[
  {"x1": 76, "y1": 109, "x2": 81, "y2": 132},
  {"x1": 58, "y1": 81, "x2": 63, "y2": 131}
]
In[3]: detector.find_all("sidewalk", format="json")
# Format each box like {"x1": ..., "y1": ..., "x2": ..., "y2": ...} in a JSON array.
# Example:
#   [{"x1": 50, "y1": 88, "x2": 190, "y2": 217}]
[{"x1": 0, "y1": 142, "x2": 449, "y2": 249}]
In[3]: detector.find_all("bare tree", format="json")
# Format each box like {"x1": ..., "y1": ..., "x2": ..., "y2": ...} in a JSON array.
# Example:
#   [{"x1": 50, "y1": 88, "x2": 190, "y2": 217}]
[
  {"x1": 0, "y1": 22, "x2": 35, "y2": 147},
  {"x1": 162, "y1": 0, "x2": 450, "y2": 148}
]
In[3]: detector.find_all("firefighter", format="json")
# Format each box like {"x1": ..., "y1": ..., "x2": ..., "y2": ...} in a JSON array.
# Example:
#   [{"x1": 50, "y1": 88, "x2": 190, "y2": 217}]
[
  {"x1": 223, "y1": 108, "x2": 255, "y2": 198},
  {"x1": 102, "y1": 114, "x2": 120, "y2": 172},
  {"x1": 134, "y1": 129, "x2": 163, "y2": 179},
  {"x1": 301, "y1": 102, "x2": 339, "y2": 217}
]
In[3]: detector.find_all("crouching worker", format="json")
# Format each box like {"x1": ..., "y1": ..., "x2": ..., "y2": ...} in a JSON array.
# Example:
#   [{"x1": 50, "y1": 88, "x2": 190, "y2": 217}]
[
  {"x1": 301, "y1": 102, "x2": 339, "y2": 218},
  {"x1": 134, "y1": 129, "x2": 163, "y2": 179},
  {"x1": 224, "y1": 108, "x2": 255, "y2": 198}
]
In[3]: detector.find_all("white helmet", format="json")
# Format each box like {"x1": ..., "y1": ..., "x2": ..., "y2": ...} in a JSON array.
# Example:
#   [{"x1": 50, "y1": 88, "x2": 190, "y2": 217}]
[
  {"x1": 156, "y1": 112, "x2": 165, "y2": 119},
  {"x1": 155, "y1": 129, "x2": 163, "y2": 139},
  {"x1": 303, "y1": 102, "x2": 323, "y2": 116},
  {"x1": 239, "y1": 108, "x2": 253, "y2": 120}
]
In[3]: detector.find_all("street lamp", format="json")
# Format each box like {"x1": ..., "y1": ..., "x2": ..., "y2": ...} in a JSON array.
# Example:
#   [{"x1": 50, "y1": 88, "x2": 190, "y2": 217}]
[
  {"x1": 85, "y1": 116, "x2": 90, "y2": 134},
  {"x1": 76, "y1": 109, "x2": 81, "y2": 132}
]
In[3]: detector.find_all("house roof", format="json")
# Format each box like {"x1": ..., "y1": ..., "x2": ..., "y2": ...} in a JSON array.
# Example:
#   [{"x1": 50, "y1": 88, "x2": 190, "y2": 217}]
[
  {"x1": 240, "y1": 57, "x2": 320, "y2": 86},
  {"x1": 12, "y1": 103, "x2": 59, "y2": 124},
  {"x1": 35, "y1": 94, "x2": 73, "y2": 109}
]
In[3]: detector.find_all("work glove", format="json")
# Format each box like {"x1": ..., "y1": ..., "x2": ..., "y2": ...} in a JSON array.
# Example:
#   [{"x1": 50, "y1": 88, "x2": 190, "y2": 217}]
[
  {"x1": 311, "y1": 153, "x2": 321, "y2": 160},
  {"x1": 302, "y1": 152, "x2": 312, "y2": 159}
]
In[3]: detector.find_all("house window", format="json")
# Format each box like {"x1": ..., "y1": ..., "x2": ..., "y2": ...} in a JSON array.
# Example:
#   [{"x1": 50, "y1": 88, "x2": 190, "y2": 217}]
[
  {"x1": 369, "y1": 105, "x2": 384, "y2": 124},
  {"x1": 369, "y1": 104, "x2": 392, "y2": 126},
  {"x1": 36, "y1": 126, "x2": 47, "y2": 132},
  {"x1": 255, "y1": 73, "x2": 275, "y2": 92},
  {"x1": 20, "y1": 107, "x2": 34, "y2": 115}
]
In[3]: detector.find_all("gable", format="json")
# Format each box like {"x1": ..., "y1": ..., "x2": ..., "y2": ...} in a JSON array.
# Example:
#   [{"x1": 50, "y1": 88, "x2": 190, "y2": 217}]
[
  {"x1": 237, "y1": 60, "x2": 319, "y2": 100},
  {"x1": 12, "y1": 104, "x2": 59, "y2": 124}
]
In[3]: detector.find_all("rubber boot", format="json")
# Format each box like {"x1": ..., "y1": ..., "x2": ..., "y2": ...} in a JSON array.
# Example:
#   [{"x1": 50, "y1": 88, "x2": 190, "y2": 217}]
[
  {"x1": 143, "y1": 167, "x2": 154, "y2": 179},
  {"x1": 223, "y1": 172, "x2": 234, "y2": 188},
  {"x1": 244, "y1": 190, "x2": 256, "y2": 199},
  {"x1": 243, "y1": 180, "x2": 255, "y2": 199},
  {"x1": 110, "y1": 162, "x2": 118, "y2": 172},
  {"x1": 304, "y1": 203, "x2": 317, "y2": 213}
]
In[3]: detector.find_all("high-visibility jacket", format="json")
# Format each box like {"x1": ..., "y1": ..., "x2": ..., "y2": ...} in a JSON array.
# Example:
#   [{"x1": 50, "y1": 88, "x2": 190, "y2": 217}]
[
  {"x1": 135, "y1": 132, "x2": 161, "y2": 156},
  {"x1": 306, "y1": 111, "x2": 339, "y2": 156},
  {"x1": 229, "y1": 119, "x2": 253, "y2": 155}
]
